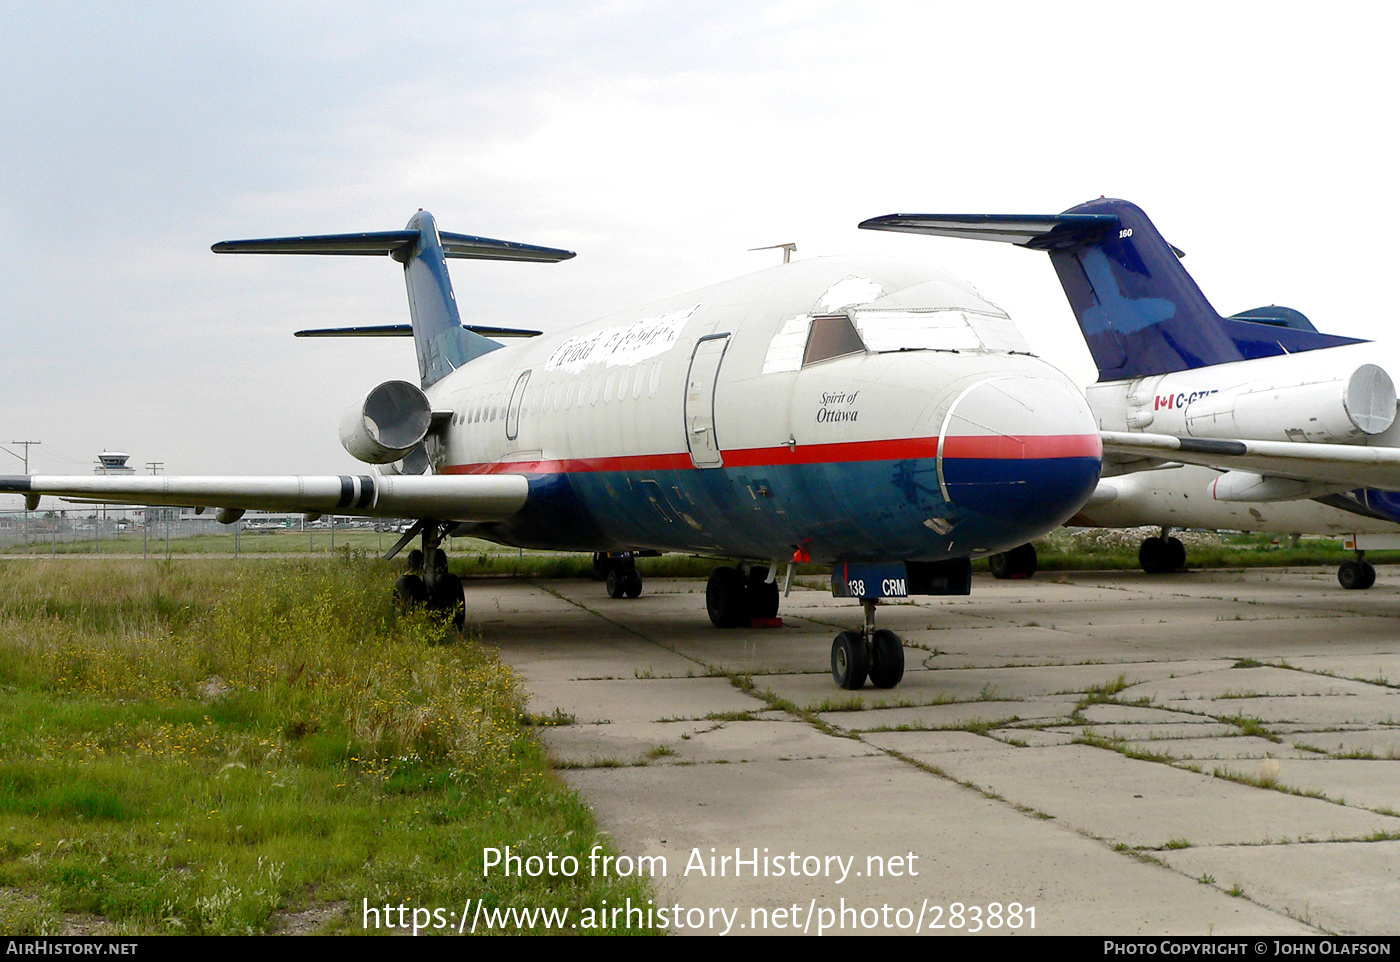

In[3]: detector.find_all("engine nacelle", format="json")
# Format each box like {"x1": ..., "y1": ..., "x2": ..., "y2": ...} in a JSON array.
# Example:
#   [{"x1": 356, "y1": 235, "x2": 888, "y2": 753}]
[
  {"x1": 377, "y1": 443, "x2": 431, "y2": 476},
  {"x1": 1184, "y1": 363, "x2": 1396, "y2": 443},
  {"x1": 340, "y1": 380, "x2": 433, "y2": 464},
  {"x1": 1208, "y1": 470, "x2": 1351, "y2": 503}
]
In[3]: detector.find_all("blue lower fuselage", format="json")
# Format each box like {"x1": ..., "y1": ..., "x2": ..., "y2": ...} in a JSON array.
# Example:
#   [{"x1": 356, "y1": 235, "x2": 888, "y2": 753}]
[{"x1": 461, "y1": 446, "x2": 1101, "y2": 564}]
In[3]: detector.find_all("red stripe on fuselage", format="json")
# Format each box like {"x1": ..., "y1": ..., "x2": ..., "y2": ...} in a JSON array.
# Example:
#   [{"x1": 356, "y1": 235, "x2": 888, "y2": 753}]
[
  {"x1": 940, "y1": 434, "x2": 1102, "y2": 460},
  {"x1": 440, "y1": 433, "x2": 1102, "y2": 476}
]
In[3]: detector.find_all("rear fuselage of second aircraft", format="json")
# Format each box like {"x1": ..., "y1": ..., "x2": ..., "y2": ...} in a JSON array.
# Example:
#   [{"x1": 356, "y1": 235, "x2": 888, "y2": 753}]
[
  {"x1": 423, "y1": 255, "x2": 1101, "y2": 564},
  {"x1": 1080, "y1": 344, "x2": 1400, "y2": 534}
]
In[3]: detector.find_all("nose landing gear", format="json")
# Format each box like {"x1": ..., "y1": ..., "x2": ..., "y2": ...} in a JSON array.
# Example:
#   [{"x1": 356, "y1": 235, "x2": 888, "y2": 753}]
[
  {"x1": 831, "y1": 599, "x2": 904, "y2": 690},
  {"x1": 988, "y1": 542, "x2": 1037, "y2": 579},
  {"x1": 1339, "y1": 551, "x2": 1377, "y2": 590},
  {"x1": 1139, "y1": 528, "x2": 1187, "y2": 574}
]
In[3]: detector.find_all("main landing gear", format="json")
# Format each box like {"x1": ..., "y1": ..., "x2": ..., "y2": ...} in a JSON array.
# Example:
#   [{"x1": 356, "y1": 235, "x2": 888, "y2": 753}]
[
  {"x1": 387, "y1": 519, "x2": 465, "y2": 629},
  {"x1": 1139, "y1": 528, "x2": 1187, "y2": 574},
  {"x1": 706, "y1": 564, "x2": 781, "y2": 627},
  {"x1": 593, "y1": 552, "x2": 643, "y2": 599},
  {"x1": 831, "y1": 599, "x2": 904, "y2": 691},
  {"x1": 989, "y1": 543, "x2": 1037, "y2": 579},
  {"x1": 1339, "y1": 551, "x2": 1377, "y2": 590}
]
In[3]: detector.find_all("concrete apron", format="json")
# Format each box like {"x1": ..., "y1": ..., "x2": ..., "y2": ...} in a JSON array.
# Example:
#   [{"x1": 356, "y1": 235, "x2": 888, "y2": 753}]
[{"x1": 485, "y1": 568, "x2": 1400, "y2": 935}]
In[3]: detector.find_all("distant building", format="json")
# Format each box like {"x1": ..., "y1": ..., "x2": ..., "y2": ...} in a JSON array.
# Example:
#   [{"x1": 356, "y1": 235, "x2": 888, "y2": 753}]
[{"x1": 94, "y1": 451, "x2": 136, "y2": 475}]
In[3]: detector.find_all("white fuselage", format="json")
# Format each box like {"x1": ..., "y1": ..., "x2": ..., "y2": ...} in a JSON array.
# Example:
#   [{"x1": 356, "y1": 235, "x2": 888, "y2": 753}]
[{"x1": 416, "y1": 255, "x2": 1102, "y2": 562}]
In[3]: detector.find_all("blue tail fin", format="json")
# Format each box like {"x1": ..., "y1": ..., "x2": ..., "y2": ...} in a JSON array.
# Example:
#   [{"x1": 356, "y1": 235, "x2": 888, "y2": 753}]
[
  {"x1": 860, "y1": 198, "x2": 1362, "y2": 382},
  {"x1": 213, "y1": 211, "x2": 573, "y2": 388}
]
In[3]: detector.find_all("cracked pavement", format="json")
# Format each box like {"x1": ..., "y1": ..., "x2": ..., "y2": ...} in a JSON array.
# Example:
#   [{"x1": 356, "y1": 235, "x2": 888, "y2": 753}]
[{"x1": 480, "y1": 566, "x2": 1400, "y2": 935}]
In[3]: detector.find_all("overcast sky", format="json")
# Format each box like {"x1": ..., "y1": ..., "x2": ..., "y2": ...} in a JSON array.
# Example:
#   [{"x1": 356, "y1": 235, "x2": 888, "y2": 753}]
[{"x1": 2, "y1": 1, "x2": 1396, "y2": 500}]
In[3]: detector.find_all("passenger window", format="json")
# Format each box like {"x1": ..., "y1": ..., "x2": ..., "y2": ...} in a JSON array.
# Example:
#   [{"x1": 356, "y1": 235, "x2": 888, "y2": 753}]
[{"x1": 802, "y1": 314, "x2": 866, "y2": 366}]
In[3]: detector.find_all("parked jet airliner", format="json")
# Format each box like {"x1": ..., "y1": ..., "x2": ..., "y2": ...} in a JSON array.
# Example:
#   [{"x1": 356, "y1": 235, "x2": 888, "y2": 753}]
[
  {"x1": 0, "y1": 211, "x2": 1103, "y2": 688},
  {"x1": 862, "y1": 199, "x2": 1400, "y2": 589}
]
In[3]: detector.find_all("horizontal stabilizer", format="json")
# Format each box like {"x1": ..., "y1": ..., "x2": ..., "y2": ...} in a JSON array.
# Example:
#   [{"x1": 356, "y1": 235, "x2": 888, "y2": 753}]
[
  {"x1": 0, "y1": 474, "x2": 530, "y2": 523},
  {"x1": 440, "y1": 232, "x2": 574, "y2": 263},
  {"x1": 859, "y1": 213, "x2": 1118, "y2": 251},
  {"x1": 213, "y1": 229, "x2": 574, "y2": 263},
  {"x1": 294, "y1": 324, "x2": 543, "y2": 339},
  {"x1": 214, "y1": 210, "x2": 569, "y2": 387}
]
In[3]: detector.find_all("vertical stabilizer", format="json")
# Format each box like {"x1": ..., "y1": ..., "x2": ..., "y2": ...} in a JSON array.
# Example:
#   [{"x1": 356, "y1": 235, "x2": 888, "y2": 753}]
[
  {"x1": 860, "y1": 199, "x2": 1362, "y2": 382},
  {"x1": 1044, "y1": 198, "x2": 1240, "y2": 380},
  {"x1": 398, "y1": 211, "x2": 504, "y2": 386}
]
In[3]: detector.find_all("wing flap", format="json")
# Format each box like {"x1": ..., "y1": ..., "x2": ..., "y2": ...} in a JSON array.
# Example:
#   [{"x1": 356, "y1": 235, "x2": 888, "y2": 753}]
[
  {"x1": 0, "y1": 474, "x2": 529, "y2": 523},
  {"x1": 1101, "y1": 432, "x2": 1400, "y2": 490}
]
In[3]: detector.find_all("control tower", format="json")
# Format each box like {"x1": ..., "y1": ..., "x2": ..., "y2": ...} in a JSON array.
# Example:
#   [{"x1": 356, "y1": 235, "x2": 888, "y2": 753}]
[{"x1": 94, "y1": 452, "x2": 136, "y2": 475}]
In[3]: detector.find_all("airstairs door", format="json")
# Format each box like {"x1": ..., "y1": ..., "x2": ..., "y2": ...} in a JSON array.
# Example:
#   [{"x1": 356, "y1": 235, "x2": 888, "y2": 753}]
[{"x1": 685, "y1": 334, "x2": 730, "y2": 468}]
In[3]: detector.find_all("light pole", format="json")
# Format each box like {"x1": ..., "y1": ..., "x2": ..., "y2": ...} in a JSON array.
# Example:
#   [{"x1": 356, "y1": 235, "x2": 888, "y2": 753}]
[
  {"x1": 2, "y1": 441, "x2": 39, "y2": 549},
  {"x1": 144, "y1": 463, "x2": 163, "y2": 561}
]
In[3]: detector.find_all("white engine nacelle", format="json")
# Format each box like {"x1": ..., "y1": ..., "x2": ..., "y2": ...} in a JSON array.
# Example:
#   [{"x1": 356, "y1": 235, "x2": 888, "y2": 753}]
[
  {"x1": 1208, "y1": 470, "x2": 1351, "y2": 503},
  {"x1": 1185, "y1": 363, "x2": 1396, "y2": 443},
  {"x1": 339, "y1": 380, "x2": 433, "y2": 464}
]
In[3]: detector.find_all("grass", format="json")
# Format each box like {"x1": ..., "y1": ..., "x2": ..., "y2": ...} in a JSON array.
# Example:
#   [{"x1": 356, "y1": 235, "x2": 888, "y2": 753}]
[
  {"x1": 10, "y1": 527, "x2": 1400, "y2": 577},
  {"x1": 1218, "y1": 713, "x2": 1282, "y2": 743},
  {"x1": 1019, "y1": 528, "x2": 1400, "y2": 572},
  {"x1": 0, "y1": 556, "x2": 654, "y2": 935},
  {"x1": 1210, "y1": 765, "x2": 1326, "y2": 800},
  {"x1": 1072, "y1": 731, "x2": 1179, "y2": 765}
]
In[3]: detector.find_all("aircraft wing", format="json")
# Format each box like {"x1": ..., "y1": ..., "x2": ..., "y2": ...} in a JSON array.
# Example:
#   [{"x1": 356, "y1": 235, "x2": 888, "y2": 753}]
[
  {"x1": 0, "y1": 473, "x2": 529, "y2": 522},
  {"x1": 1101, "y1": 432, "x2": 1400, "y2": 489}
]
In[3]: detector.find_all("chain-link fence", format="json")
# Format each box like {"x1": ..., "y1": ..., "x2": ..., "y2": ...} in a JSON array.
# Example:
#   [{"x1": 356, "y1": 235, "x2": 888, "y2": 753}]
[{"x1": 0, "y1": 511, "x2": 401, "y2": 556}]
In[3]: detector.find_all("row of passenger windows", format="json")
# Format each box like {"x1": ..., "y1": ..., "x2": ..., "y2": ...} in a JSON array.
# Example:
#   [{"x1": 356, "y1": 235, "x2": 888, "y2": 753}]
[
  {"x1": 449, "y1": 360, "x2": 668, "y2": 428},
  {"x1": 449, "y1": 317, "x2": 868, "y2": 431}
]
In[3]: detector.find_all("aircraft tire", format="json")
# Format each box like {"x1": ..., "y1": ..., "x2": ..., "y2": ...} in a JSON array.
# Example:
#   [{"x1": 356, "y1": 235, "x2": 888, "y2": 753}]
[
  {"x1": 706, "y1": 566, "x2": 749, "y2": 628},
  {"x1": 990, "y1": 543, "x2": 1037, "y2": 579},
  {"x1": 868, "y1": 629, "x2": 904, "y2": 689},
  {"x1": 606, "y1": 569, "x2": 627, "y2": 599},
  {"x1": 624, "y1": 568, "x2": 643, "y2": 598},
  {"x1": 831, "y1": 631, "x2": 869, "y2": 690},
  {"x1": 431, "y1": 571, "x2": 462, "y2": 605},
  {"x1": 394, "y1": 574, "x2": 428, "y2": 609},
  {"x1": 1166, "y1": 537, "x2": 1187, "y2": 572},
  {"x1": 1139, "y1": 537, "x2": 1169, "y2": 574},
  {"x1": 406, "y1": 549, "x2": 424, "y2": 574},
  {"x1": 747, "y1": 567, "x2": 780, "y2": 618},
  {"x1": 429, "y1": 548, "x2": 449, "y2": 574},
  {"x1": 431, "y1": 573, "x2": 466, "y2": 629},
  {"x1": 1339, "y1": 561, "x2": 1377, "y2": 590}
]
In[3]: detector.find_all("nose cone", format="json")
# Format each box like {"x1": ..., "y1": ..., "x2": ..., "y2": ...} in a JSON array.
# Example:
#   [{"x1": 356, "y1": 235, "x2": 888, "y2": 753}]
[{"x1": 938, "y1": 373, "x2": 1101, "y2": 540}]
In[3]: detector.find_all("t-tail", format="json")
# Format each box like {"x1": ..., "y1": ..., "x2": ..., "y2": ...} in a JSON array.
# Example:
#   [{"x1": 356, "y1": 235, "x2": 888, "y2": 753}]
[
  {"x1": 860, "y1": 198, "x2": 1362, "y2": 382},
  {"x1": 212, "y1": 211, "x2": 574, "y2": 388}
]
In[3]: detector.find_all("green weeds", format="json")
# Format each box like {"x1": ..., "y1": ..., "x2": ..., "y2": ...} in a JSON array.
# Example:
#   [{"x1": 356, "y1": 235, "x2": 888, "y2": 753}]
[{"x1": 0, "y1": 558, "x2": 653, "y2": 935}]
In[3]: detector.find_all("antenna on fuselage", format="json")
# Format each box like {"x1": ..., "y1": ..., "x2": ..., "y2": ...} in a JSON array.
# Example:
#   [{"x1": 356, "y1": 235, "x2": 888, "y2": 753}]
[{"x1": 749, "y1": 242, "x2": 796, "y2": 264}]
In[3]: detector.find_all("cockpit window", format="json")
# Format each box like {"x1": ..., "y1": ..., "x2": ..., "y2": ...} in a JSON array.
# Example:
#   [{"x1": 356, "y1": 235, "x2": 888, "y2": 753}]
[
  {"x1": 802, "y1": 314, "x2": 866, "y2": 366},
  {"x1": 850, "y1": 309, "x2": 1031, "y2": 354}
]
